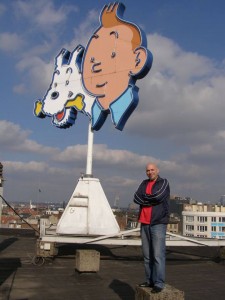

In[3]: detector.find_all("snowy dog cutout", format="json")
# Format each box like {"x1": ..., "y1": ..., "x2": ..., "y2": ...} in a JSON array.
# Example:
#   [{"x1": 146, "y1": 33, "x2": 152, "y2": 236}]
[{"x1": 34, "y1": 45, "x2": 94, "y2": 128}]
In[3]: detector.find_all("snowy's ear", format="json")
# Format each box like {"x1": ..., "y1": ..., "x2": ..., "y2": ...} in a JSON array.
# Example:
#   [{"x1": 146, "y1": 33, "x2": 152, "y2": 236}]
[
  {"x1": 71, "y1": 45, "x2": 85, "y2": 73},
  {"x1": 55, "y1": 48, "x2": 71, "y2": 68}
]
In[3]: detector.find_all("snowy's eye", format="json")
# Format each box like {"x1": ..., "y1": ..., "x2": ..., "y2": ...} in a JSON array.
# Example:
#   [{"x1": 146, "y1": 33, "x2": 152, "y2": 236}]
[{"x1": 51, "y1": 92, "x2": 59, "y2": 100}]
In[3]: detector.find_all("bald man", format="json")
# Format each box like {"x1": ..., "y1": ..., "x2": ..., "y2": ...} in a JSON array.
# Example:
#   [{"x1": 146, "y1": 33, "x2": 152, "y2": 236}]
[{"x1": 134, "y1": 163, "x2": 170, "y2": 293}]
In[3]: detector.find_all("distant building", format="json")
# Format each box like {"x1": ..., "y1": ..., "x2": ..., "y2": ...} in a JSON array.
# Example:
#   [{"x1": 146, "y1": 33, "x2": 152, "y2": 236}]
[
  {"x1": 169, "y1": 196, "x2": 192, "y2": 215},
  {"x1": 45, "y1": 209, "x2": 59, "y2": 215},
  {"x1": 167, "y1": 213, "x2": 180, "y2": 234},
  {"x1": 182, "y1": 204, "x2": 225, "y2": 239},
  {"x1": 169, "y1": 195, "x2": 193, "y2": 234},
  {"x1": 219, "y1": 195, "x2": 225, "y2": 206},
  {"x1": 0, "y1": 162, "x2": 4, "y2": 225}
]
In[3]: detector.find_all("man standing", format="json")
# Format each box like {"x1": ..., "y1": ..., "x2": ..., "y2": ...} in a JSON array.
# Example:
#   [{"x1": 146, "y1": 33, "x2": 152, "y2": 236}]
[{"x1": 134, "y1": 163, "x2": 170, "y2": 293}]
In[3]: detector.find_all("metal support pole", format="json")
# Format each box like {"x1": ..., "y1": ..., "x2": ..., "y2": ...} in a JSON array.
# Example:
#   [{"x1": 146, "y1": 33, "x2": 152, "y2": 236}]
[{"x1": 85, "y1": 121, "x2": 94, "y2": 177}]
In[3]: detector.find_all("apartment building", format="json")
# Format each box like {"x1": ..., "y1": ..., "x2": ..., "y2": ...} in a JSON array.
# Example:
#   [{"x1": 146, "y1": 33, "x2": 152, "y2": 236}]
[{"x1": 183, "y1": 204, "x2": 225, "y2": 239}]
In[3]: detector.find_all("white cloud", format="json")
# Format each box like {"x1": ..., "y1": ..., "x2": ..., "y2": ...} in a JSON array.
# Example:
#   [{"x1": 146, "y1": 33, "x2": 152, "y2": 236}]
[
  {"x1": 0, "y1": 120, "x2": 58, "y2": 155},
  {"x1": 13, "y1": 83, "x2": 26, "y2": 94},
  {"x1": 4, "y1": 161, "x2": 48, "y2": 173},
  {"x1": 104, "y1": 176, "x2": 138, "y2": 187},
  {"x1": 65, "y1": 9, "x2": 99, "y2": 49},
  {"x1": 0, "y1": 32, "x2": 24, "y2": 52},
  {"x1": 3, "y1": 160, "x2": 72, "y2": 176},
  {"x1": 6, "y1": 4, "x2": 98, "y2": 95},
  {"x1": 13, "y1": 0, "x2": 78, "y2": 29},
  {"x1": 149, "y1": 33, "x2": 214, "y2": 81},
  {"x1": 15, "y1": 56, "x2": 54, "y2": 93},
  {"x1": 55, "y1": 144, "x2": 157, "y2": 168},
  {"x1": 2, "y1": 159, "x2": 80, "y2": 203},
  {"x1": 128, "y1": 33, "x2": 225, "y2": 146}
]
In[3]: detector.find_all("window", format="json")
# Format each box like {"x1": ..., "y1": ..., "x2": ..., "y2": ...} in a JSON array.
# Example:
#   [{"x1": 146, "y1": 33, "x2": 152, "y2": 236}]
[
  {"x1": 186, "y1": 225, "x2": 194, "y2": 231},
  {"x1": 219, "y1": 227, "x2": 225, "y2": 232},
  {"x1": 197, "y1": 234, "x2": 207, "y2": 238},
  {"x1": 197, "y1": 216, "x2": 207, "y2": 223},
  {"x1": 219, "y1": 217, "x2": 225, "y2": 222},
  {"x1": 211, "y1": 217, "x2": 216, "y2": 222},
  {"x1": 197, "y1": 226, "x2": 207, "y2": 232},
  {"x1": 211, "y1": 226, "x2": 216, "y2": 232},
  {"x1": 186, "y1": 216, "x2": 194, "y2": 222}
]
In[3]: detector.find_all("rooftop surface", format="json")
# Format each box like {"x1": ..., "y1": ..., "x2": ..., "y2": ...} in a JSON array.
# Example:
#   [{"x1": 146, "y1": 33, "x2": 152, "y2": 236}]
[{"x1": 0, "y1": 230, "x2": 225, "y2": 300}]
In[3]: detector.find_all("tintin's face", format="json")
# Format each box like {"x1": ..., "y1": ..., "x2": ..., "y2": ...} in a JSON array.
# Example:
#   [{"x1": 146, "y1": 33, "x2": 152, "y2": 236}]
[{"x1": 82, "y1": 26, "x2": 140, "y2": 109}]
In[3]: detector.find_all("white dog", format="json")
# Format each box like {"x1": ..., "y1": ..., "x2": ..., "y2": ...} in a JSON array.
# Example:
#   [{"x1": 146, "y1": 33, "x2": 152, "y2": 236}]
[{"x1": 34, "y1": 45, "x2": 95, "y2": 128}]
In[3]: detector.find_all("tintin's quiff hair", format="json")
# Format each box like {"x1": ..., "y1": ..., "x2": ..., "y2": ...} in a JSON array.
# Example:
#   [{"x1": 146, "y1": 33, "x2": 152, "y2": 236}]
[{"x1": 101, "y1": 2, "x2": 141, "y2": 51}]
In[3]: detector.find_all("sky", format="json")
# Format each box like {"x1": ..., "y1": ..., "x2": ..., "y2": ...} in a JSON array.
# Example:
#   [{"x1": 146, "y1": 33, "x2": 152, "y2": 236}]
[{"x1": 1, "y1": 0, "x2": 225, "y2": 208}]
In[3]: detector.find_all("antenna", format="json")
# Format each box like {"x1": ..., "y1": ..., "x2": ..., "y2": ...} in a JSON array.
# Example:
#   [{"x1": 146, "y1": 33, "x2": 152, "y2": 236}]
[{"x1": 114, "y1": 195, "x2": 120, "y2": 209}]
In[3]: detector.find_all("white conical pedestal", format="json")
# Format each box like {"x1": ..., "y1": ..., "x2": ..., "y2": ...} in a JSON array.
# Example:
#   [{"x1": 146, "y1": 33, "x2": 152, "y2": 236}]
[{"x1": 56, "y1": 176, "x2": 120, "y2": 235}]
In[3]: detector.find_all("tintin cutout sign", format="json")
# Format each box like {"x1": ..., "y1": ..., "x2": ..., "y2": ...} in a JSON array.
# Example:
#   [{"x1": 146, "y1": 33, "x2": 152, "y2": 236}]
[{"x1": 34, "y1": 2, "x2": 153, "y2": 131}]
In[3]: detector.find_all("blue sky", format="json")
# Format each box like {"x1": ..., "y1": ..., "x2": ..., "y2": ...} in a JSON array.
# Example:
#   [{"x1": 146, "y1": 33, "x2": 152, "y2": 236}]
[{"x1": 1, "y1": 0, "x2": 225, "y2": 207}]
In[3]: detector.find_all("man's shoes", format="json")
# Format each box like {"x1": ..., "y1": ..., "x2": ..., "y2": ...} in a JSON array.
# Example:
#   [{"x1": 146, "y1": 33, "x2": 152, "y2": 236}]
[
  {"x1": 138, "y1": 282, "x2": 154, "y2": 288},
  {"x1": 151, "y1": 286, "x2": 163, "y2": 293}
]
